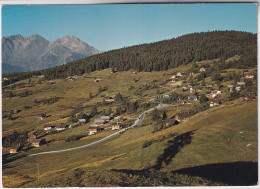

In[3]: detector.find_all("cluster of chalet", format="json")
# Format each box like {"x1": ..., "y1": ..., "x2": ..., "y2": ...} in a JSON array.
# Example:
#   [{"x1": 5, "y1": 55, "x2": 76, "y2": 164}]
[
  {"x1": 162, "y1": 109, "x2": 191, "y2": 127},
  {"x1": 170, "y1": 72, "x2": 183, "y2": 82},
  {"x1": 206, "y1": 89, "x2": 221, "y2": 98},
  {"x1": 67, "y1": 75, "x2": 77, "y2": 81},
  {"x1": 27, "y1": 133, "x2": 41, "y2": 148},
  {"x1": 43, "y1": 123, "x2": 68, "y2": 131},
  {"x1": 227, "y1": 82, "x2": 246, "y2": 92},
  {"x1": 89, "y1": 115, "x2": 123, "y2": 135}
]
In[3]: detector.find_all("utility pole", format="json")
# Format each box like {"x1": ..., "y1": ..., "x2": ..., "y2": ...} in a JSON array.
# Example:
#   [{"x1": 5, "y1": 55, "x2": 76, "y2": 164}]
[{"x1": 37, "y1": 163, "x2": 40, "y2": 181}]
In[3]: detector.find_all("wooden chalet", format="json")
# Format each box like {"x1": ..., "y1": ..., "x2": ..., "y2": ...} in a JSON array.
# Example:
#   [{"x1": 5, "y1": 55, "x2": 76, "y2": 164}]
[
  {"x1": 177, "y1": 100, "x2": 185, "y2": 104},
  {"x1": 56, "y1": 123, "x2": 66, "y2": 131},
  {"x1": 39, "y1": 113, "x2": 47, "y2": 120},
  {"x1": 175, "y1": 112, "x2": 190, "y2": 122},
  {"x1": 94, "y1": 119, "x2": 105, "y2": 126},
  {"x1": 27, "y1": 133, "x2": 37, "y2": 142},
  {"x1": 245, "y1": 73, "x2": 254, "y2": 79},
  {"x1": 176, "y1": 72, "x2": 183, "y2": 77},
  {"x1": 162, "y1": 119, "x2": 177, "y2": 127},
  {"x1": 44, "y1": 124, "x2": 53, "y2": 130},
  {"x1": 111, "y1": 123, "x2": 121, "y2": 130},
  {"x1": 227, "y1": 85, "x2": 234, "y2": 92},
  {"x1": 9, "y1": 145, "x2": 21, "y2": 153},
  {"x1": 188, "y1": 95, "x2": 198, "y2": 101},
  {"x1": 181, "y1": 109, "x2": 190, "y2": 114},
  {"x1": 104, "y1": 96, "x2": 114, "y2": 102},
  {"x1": 78, "y1": 119, "x2": 86, "y2": 125},
  {"x1": 30, "y1": 139, "x2": 41, "y2": 147},
  {"x1": 89, "y1": 126, "x2": 99, "y2": 135},
  {"x1": 244, "y1": 94, "x2": 256, "y2": 101},
  {"x1": 205, "y1": 82, "x2": 213, "y2": 88},
  {"x1": 199, "y1": 67, "x2": 206, "y2": 72},
  {"x1": 207, "y1": 93, "x2": 217, "y2": 98},
  {"x1": 236, "y1": 82, "x2": 245, "y2": 91},
  {"x1": 100, "y1": 116, "x2": 110, "y2": 122},
  {"x1": 209, "y1": 99, "x2": 221, "y2": 107}
]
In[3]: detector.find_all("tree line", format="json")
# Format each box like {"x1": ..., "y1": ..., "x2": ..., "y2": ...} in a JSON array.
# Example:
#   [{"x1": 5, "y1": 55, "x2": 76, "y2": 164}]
[{"x1": 3, "y1": 31, "x2": 256, "y2": 86}]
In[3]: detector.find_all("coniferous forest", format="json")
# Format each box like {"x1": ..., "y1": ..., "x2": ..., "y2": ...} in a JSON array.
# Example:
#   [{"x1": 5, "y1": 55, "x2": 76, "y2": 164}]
[{"x1": 2, "y1": 30, "x2": 256, "y2": 86}]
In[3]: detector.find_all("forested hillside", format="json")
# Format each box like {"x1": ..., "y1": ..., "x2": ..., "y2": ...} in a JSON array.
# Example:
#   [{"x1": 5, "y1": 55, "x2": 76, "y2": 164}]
[{"x1": 2, "y1": 30, "x2": 256, "y2": 86}]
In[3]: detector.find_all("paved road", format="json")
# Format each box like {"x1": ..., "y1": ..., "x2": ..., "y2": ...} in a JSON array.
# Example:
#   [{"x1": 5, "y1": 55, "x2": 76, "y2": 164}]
[{"x1": 28, "y1": 103, "x2": 171, "y2": 156}]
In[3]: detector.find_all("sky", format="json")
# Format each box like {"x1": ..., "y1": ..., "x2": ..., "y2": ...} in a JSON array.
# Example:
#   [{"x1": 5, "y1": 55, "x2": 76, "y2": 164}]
[{"x1": 2, "y1": 3, "x2": 257, "y2": 51}]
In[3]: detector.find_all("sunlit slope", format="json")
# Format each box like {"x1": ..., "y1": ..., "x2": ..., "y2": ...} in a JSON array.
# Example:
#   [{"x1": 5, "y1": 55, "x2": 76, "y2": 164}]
[{"x1": 5, "y1": 99, "x2": 256, "y2": 187}]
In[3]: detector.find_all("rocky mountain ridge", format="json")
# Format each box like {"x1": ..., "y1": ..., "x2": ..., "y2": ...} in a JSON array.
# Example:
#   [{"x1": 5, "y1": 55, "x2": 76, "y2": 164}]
[{"x1": 2, "y1": 34, "x2": 99, "y2": 73}]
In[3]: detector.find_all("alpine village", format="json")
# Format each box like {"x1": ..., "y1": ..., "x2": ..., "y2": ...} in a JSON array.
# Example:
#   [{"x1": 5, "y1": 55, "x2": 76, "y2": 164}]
[{"x1": 2, "y1": 31, "x2": 258, "y2": 187}]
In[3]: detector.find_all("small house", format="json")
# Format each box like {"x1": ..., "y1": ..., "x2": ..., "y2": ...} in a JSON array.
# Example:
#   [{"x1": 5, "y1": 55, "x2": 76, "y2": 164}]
[
  {"x1": 89, "y1": 126, "x2": 99, "y2": 135},
  {"x1": 162, "y1": 119, "x2": 177, "y2": 127},
  {"x1": 111, "y1": 123, "x2": 121, "y2": 130},
  {"x1": 176, "y1": 72, "x2": 183, "y2": 77},
  {"x1": 181, "y1": 109, "x2": 190, "y2": 114},
  {"x1": 199, "y1": 67, "x2": 206, "y2": 72},
  {"x1": 175, "y1": 112, "x2": 190, "y2": 122},
  {"x1": 205, "y1": 82, "x2": 213, "y2": 88},
  {"x1": 207, "y1": 93, "x2": 217, "y2": 98},
  {"x1": 100, "y1": 116, "x2": 110, "y2": 122},
  {"x1": 227, "y1": 85, "x2": 234, "y2": 92},
  {"x1": 94, "y1": 119, "x2": 105, "y2": 126},
  {"x1": 30, "y1": 139, "x2": 41, "y2": 147},
  {"x1": 212, "y1": 90, "x2": 221, "y2": 95},
  {"x1": 244, "y1": 94, "x2": 256, "y2": 101},
  {"x1": 44, "y1": 124, "x2": 53, "y2": 130},
  {"x1": 245, "y1": 73, "x2": 254, "y2": 79},
  {"x1": 39, "y1": 114, "x2": 47, "y2": 120},
  {"x1": 49, "y1": 81, "x2": 54, "y2": 84},
  {"x1": 27, "y1": 133, "x2": 37, "y2": 142},
  {"x1": 236, "y1": 82, "x2": 245, "y2": 91},
  {"x1": 9, "y1": 145, "x2": 21, "y2": 153},
  {"x1": 177, "y1": 100, "x2": 185, "y2": 104},
  {"x1": 104, "y1": 96, "x2": 114, "y2": 102},
  {"x1": 209, "y1": 99, "x2": 221, "y2": 107},
  {"x1": 79, "y1": 119, "x2": 86, "y2": 125},
  {"x1": 56, "y1": 123, "x2": 66, "y2": 131},
  {"x1": 182, "y1": 85, "x2": 189, "y2": 91},
  {"x1": 188, "y1": 95, "x2": 198, "y2": 101}
]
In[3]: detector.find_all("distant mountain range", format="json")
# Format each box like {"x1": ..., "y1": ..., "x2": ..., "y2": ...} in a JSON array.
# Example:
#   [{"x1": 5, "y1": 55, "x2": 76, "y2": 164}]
[{"x1": 2, "y1": 34, "x2": 100, "y2": 73}]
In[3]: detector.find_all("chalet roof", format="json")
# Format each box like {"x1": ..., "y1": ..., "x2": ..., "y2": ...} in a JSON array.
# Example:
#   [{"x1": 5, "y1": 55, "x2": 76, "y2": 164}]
[
  {"x1": 181, "y1": 109, "x2": 190, "y2": 113},
  {"x1": 163, "y1": 118, "x2": 176, "y2": 124},
  {"x1": 30, "y1": 139, "x2": 41, "y2": 143},
  {"x1": 79, "y1": 119, "x2": 86, "y2": 122},
  {"x1": 227, "y1": 85, "x2": 234, "y2": 88},
  {"x1": 176, "y1": 112, "x2": 190, "y2": 119},
  {"x1": 209, "y1": 99, "x2": 221, "y2": 103},
  {"x1": 94, "y1": 119, "x2": 105, "y2": 123},
  {"x1": 100, "y1": 116, "x2": 110, "y2": 120},
  {"x1": 28, "y1": 133, "x2": 36, "y2": 137},
  {"x1": 44, "y1": 124, "x2": 53, "y2": 127},
  {"x1": 9, "y1": 145, "x2": 20, "y2": 150},
  {"x1": 56, "y1": 123, "x2": 66, "y2": 128},
  {"x1": 188, "y1": 95, "x2": 197, "y2": 99},
  {"x1": 237, "y1": 82, "x2": 245, "y2": 85}
]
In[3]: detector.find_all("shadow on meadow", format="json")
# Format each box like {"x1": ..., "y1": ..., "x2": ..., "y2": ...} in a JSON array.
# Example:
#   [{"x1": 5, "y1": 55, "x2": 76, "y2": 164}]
[{"x1": 173, "y1": 161, "x2": 258, "y2": 186}]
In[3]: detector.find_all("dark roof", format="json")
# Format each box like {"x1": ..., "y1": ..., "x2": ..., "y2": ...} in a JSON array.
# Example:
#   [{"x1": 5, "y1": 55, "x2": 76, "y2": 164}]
[
  {"x1": 44, "y1": 124, "x2": 53, "y2": 127},
  {"x1": 209, "y1": 99, "x2": 221, "y2": 104},
  {"x1": 163, "y1": 119, "x2": 176, "y2": 125},
  {"x1": 89, "y1": 126, "x2": 98, "y2": 130},
  {"x1": 56, "y1": 123, "x2": 66, "y2": 128},
  {"x1": 181, "y1": 109, "x2": 190, "y2": 113},
  {"x1": 176, "y1": 112, "x2": 190, "y2": 119},
  {"x1": 9, "y1": 145, "x2": 20, "y2": 150},
  {"x1": 30, "y1": 139, "x2": 41, "y2": 143}
]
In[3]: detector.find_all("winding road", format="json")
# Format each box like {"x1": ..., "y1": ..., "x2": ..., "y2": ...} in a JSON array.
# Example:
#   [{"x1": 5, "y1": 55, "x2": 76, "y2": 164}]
[{"x1": 29, "y1": 103, "x2": 172, "y2": 156}]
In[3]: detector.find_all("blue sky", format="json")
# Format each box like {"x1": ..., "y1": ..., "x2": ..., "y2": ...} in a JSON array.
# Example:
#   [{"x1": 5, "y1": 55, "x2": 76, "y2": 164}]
[{"x1": 2, "y1": 3, "x2": 257, "y2": 51}]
